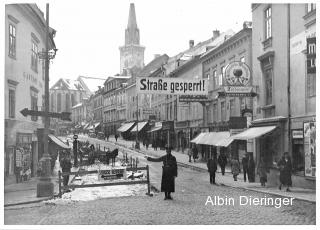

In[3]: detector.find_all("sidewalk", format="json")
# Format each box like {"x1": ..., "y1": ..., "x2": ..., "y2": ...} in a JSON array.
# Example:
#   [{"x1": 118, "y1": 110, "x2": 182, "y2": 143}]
[
  {"x1": 108, "y1": 136, "x2": 316, "y2": 203},
  {"x1": 4, "y1": 166, "x2": 79, "y2": 207}
]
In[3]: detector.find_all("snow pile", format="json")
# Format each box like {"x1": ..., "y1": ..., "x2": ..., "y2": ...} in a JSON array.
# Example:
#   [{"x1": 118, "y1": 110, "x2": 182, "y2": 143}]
[{"x1": 45, "y1": 183, "x2": 147, "y2": 205}]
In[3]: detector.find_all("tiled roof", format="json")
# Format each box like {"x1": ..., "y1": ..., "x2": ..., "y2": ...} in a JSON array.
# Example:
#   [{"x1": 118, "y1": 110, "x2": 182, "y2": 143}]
[{"x1": 138, "y1": 54, "x2": 169, "y2": 77}]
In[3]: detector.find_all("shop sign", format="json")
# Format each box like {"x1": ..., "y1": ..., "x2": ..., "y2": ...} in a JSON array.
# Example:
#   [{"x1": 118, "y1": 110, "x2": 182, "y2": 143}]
[
  {"x1": 303, "y1": 122, "x2": 316, "y2": 177},
  {"x1": 218, "y1": 86, "x2": 256, "y2": 97},
  {"x1": 292, "y1": 130, "x2": 303, "y2": 139},
  {"x1": 229, "y1": 117, "x2": 247, "y2": 129},
  {"x1": 179, "y1": 95, "x2": 211, "y2": 102},
  {"x1": 162, "y1": 121, "x2": 174, "y2": 131},
  {"x1": 143, "y1": 108, "x2": 154, "y2": 115},
  {"x1": 225, "y1": 62, "x2": 251, "y2": 86},
  {"x1": 136, "y1": 77, "x2": 208, "y2": 95}
]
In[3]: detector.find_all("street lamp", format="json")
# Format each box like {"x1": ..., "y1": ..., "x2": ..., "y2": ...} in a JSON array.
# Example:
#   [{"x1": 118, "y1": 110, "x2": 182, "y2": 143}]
[{"x1": 36, "y1": 3, "x2": 57, "y2": 197}]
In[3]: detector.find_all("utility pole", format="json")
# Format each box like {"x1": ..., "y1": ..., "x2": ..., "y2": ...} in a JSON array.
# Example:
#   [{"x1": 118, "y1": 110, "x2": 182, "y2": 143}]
[
  {"x1": 135, "y1": 93, "x2": 140, "y2": 149},
  {"x1": 37, "y1": 3, "x2": 54, "y2": 197}
]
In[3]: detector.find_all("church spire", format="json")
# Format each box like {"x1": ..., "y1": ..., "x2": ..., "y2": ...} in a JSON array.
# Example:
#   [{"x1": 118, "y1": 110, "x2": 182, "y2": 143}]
[
  {"x1": 125, "y1": 3, "x2": 140, "y2": 45},
  {"x1": 127, "y1": 3, "x2": 137, "y2": 29}
]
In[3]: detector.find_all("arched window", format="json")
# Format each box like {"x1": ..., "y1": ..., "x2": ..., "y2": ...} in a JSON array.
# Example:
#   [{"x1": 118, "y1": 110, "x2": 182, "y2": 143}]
[
  {"x1": 71, "y1": 94, "x2": 75, "y2": 107},
  {"x1": 57, "y1": 93, "x2": 61, "y2": 112},
  {"x1": 66, "y1": 94, "x2": 70, "y2": 112}
]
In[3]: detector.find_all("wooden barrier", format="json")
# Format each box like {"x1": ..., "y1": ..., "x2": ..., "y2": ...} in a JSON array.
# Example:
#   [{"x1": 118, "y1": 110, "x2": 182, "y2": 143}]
[{"x1": 58, "y1": 165, "x2": 151, "y2": 198}]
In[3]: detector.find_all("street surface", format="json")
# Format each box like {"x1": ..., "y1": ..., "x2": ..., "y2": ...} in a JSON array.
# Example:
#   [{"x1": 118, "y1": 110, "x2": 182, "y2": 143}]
[{"x1": 4, "y1": 136, "x2": 316, "y2": 225}]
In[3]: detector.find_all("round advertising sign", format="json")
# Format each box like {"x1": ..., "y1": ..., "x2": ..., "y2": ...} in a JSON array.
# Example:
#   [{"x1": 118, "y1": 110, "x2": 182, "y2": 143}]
[
  {"x1": 73, "y1": 134, "x2": 78, "y2": 139},
  {"x1": 225, "y1": 61, "x2": 251, "y2": 86}
]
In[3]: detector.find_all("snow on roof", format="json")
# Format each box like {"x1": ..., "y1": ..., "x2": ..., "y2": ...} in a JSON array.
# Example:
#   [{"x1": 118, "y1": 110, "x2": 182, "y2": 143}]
[
  {"x1": 72, "y1": 103, "x2": 83, "y2": 109},
  {"x1": 62, "y1": 79, "x2": 84, "y2": 91},
  {"x1": 78, "y1": 76, "x2": 106, "y2": 94}
]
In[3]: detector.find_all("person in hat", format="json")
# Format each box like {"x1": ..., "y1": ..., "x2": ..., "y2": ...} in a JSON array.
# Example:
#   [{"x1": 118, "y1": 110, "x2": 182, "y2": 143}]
[
  {"x1": 145, "y1": 145, "x2": 177, "y2": 200},
  {"x1": 60, "y1": 150, "x2": 72, "y2": 186},
  {"x1": 207, "y1": 154, "x2": 218, "y2": 184}
]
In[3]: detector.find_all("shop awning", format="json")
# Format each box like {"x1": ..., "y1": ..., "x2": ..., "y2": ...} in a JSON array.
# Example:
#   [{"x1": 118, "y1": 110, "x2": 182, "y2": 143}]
[
  {"x1": 117, "y1": 122, "x2": 135, "y2": 132},
  {"x1": 148, "y1": 126, "x2": 162, "y2": 133},
  {"x1": 131, "y1": 121, "x2": 148, "y2": 133},
  {"x1": 83, "y1": 123, "x2": 90, "y2": 130},
  {"x1": 48, "y1": 134, "x2": 71, "y2": 149},
  {"x1": 190, "y1": 132, "x2": 208, "y2": 144},
  {"x1": 94, "y1": 122, "x2": 101, "y2": 128},
  {"x1": 231, "y1": 126, "x2": 277, "y2": 140},
  {"x1": 215, "y1": 136, "x2": 234, "y2": 147},
  {"x1": 198, "y1": 132, "x2": 230, "y2": 146}
]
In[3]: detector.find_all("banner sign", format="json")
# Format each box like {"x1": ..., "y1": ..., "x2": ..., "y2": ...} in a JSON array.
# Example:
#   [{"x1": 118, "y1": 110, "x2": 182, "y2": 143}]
[
  {"x1": 143, "y1": 108, "x2": 154, "y2": 115},
  {"x1": 304, "y1": 121, "x2": 316, "y2": 177},
  {"x1": 225, "y1": 62, "x2": 251, "y2": 86},
  {"x1": 136, "y1": 77, "x2": 208, "y2": 95},
  {"x1": 179, "y1": 95, "x2": 211, "y2": 102},
  {"x1": 162, "y1": 121, "x2": 174, "y2": 131},
  {"x1": 219, "y1": 86, "x2": 255, "y2": 97}
]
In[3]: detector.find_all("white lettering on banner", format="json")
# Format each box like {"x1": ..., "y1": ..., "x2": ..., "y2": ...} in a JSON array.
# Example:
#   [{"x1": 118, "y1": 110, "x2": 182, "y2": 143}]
[{"x1": 136, "y1": 77, "x2": 208, "y2": 95}]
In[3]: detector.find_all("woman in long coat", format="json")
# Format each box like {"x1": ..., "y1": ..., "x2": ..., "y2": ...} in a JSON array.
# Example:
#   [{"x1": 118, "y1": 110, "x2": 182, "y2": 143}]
[
  {"x1": 257, "y1": 157, "x2": 268, "y2": 187},
  {"x1": 277, "y1": 152, "x2": 292, "y2": 191},
  {"x1": 230, "y1": 158, "x2": 240, "y2": 181},
  {"x1": 145, "y1": 146, "x2": 177, "y2": 200}
]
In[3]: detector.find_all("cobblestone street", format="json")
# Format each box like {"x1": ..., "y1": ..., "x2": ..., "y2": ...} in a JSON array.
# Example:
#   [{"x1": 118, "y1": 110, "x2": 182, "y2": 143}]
[{"x1": 4, "y1": 162, "x2": 316, "y2": 225}]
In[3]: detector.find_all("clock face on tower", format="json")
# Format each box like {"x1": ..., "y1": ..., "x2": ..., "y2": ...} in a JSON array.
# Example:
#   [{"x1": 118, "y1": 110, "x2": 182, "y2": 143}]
[{"x1": 225, "y1": 62, "x2": 251, "y2": 86}]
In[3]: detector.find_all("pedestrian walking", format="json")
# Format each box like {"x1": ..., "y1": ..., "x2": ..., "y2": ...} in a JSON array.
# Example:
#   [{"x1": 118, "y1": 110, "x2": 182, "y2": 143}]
[
  {"x1": 241, "y1": 153, "x2": 249, "y2": 182},
  {"x1": 187, "y1": 146, "x2": 192, "y2": 163},
  {"x1": 192, "y1": 145, "x2": 198, "y2": 162},
  {"x1": 207, "y1": 154, "x2": 217, "y2": 184},
  {"x1": 60, "y1": 151, "x2": 72, "y2": 187},
  {"x1": 145, "y1": 138, "x2": 149, "y2": 150},
  {"x1": 218, "y1": 152, "x2": 227, "y2": 175},
  {"x1": 248, "y1": 154, "x2": 255, "y2": 182},
  {"x1": 145, "y1": 145, "x2": 178, "y2": 200},
  {"x1": 277, "y1": 152, "x2": 292, "y2": 192},
  {"x1": 230, "y1": 157, "x2": 240, "y2": 181},
  {"x1": 258, "y1": 157, "x2": 268, "y2": 187},
  {"x1": 115, "y1": 134, "x2": 119, "y2": 142}
]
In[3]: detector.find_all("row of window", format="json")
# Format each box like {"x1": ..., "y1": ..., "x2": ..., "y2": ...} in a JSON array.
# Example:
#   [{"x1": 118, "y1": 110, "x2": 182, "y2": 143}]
[
  {"x1": 9, "y1": 23, "x2": 44, "y2": 75},
  {"x1": 263, "y1": 4, "x2": 316, "y2": 41}
]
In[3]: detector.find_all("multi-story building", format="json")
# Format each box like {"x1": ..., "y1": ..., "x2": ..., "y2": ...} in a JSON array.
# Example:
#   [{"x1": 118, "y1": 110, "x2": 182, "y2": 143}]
[
  {"x1": 103, "y1": 76, "x2": 130, "y2": 136},
  {"x1": 198, "y1": 24, "x2": 253, "y2": 160},
  {"x1": 4, "y1": 4, "x2": 56, "y2": 178},
  {"x1": 244, "y1": 3, "x2": 316, "y2": 188},
  {"x1": 155, "y1": 30, "x2": 235, "y2": 150}
]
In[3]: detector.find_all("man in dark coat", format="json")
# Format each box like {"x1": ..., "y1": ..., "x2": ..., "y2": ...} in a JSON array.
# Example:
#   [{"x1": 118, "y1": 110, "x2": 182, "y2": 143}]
[
  {"x1": 241, "y1": 154, "x2": 249, "y2": 182},
  {"x1": 248, "y1": 154, "x2": 255, "y2": 182},
  {"x1": 145, "y1": 146, "x2": 178, "y2": 200},
  {"x1": 207, "y1": 154, "x2": 217, "y2": 184},
  {"x1": 60, "y1": 151, "x2": 72, "y2": 186},
  {"x1": 277, "y1": 152, "x2": 292, "y2": 191},
  {"x1": 192, "y1": 145, "x2": 198, "y2": 162},
  {"x1": 218, "y1": 153, "x2": 227, "y2": 175}
]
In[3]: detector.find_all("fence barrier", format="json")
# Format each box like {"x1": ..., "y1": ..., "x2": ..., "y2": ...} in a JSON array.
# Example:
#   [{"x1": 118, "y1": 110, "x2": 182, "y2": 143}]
[{"x1": 58, "y1": 165, "x2": 151, "y2": 198}]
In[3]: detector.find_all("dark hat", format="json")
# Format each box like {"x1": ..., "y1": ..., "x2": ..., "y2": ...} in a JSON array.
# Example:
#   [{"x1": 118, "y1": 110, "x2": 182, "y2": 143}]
[{"x1": 165, "y1": 144, "x2": 173, "y2": 150}]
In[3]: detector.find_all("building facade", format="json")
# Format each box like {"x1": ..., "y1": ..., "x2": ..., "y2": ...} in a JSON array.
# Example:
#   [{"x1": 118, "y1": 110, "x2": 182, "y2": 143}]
[
  {"x1": 103, "y1": 76, "x2": 130, "y2": 136},
  {"x1": 5, "y1": 4, "x2": 56, "y2": 178},
  {"x1": 251, "y1": 3, "x2": 315, "y2": 188}
]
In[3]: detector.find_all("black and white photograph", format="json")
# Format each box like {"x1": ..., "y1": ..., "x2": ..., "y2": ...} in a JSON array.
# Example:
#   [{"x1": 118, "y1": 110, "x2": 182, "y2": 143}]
[{"x1": 2, "y1": 0, "x2": 317, "y2": 227}]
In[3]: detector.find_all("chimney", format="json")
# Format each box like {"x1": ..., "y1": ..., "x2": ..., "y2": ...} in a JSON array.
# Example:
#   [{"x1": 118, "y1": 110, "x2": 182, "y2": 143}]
[
  {"x1": 154, "y1": 54, "x2": 161, "y2": 59},
  {"x1": 213, "y1": 30, "x2": 220, "y2": 39},
  {"x1": 189, "y1": 40, "x2": 194, "y2": 49}
]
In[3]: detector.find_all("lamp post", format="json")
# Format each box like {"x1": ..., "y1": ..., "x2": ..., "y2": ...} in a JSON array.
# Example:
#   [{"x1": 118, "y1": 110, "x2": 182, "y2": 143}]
[{"x1": 36, "y1": 3, "x2": 57, "y2": 197}]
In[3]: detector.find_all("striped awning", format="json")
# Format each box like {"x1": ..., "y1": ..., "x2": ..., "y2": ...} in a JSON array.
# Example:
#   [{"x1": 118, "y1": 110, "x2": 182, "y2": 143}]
[
  {"x1": 131, "y1": 121, "x2": 148, "y2": 133},
  {"x1": 190, "y1": 132, "x2": 208, "y2": 144},
  {"x1": 231, "y1": 126, "x2": 277, "y2": 140},
  {"x1": 48, "y1": 134, "x2": 71, "y2": 149},
  {"x1": 117, "y1": 122, "x2": 135, "y2": 132}
]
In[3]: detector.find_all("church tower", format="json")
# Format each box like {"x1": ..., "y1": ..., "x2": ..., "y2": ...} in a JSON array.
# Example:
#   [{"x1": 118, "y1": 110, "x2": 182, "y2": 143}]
[{"x1": 119, "y1": 3, "x2": 145, "y2": 75}]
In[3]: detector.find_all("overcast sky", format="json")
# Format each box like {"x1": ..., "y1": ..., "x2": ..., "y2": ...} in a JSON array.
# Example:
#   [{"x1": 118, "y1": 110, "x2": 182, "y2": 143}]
[{"x1": 31, "y1": 0, "x2": 253, "y2": 85}]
